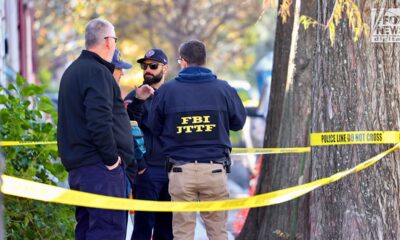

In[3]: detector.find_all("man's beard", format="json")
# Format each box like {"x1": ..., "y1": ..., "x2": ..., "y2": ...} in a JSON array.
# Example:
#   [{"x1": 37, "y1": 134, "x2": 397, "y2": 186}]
[{"x1": 143, "y1": 71, "x2": 163, "y2": 85}]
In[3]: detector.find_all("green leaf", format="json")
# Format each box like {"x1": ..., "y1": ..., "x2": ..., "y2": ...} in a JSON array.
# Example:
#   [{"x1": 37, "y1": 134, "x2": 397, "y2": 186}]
[
  {"x1": 21, "y1": 85, "x2": 45, "y2": 96},
  {"x1": 16, "y1": 73, "x2": 26, "y2": 86},
  {"x1": 54, "y1": 163, "x2": 66, "y2": 175},
  {"x1": 24, "y1": 212, "x2": 33, "y2": 226},
  {"x1": 21, "y1": 121, "x2": 31, "y2": 130},
  {"x1": 0, "y1": 109, "x2": 10, "y2": 122},
  {"x1": 34, "y1": 110, "x2": 43, "y2": 118},
  {"x1": 7, "y1": 83, "x2": 16, "y2": 91},
  {"x1": 0, "y1": 94, "x2": 8, "y2": 104},
  {"x1": 38, "y1": 96, "x2": 56, "y2": 113},
  {"x1": 41, "y1": 122, "x2": 55, "y2": 133},
  {"x1": 36, "y1": 168, "x2": 48, "y2": 182}
]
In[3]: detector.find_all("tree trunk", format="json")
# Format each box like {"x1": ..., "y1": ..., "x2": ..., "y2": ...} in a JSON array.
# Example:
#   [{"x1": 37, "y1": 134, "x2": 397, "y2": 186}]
[
  {"x1": 238, "y1": 0, "x2": 316, "y2": 239},
  {"x1": 240, "y1": 0, "x2": 400, "y2": 239},
  {"x1": 309, "y1": 1, "x2": 400, "y2": 239}
]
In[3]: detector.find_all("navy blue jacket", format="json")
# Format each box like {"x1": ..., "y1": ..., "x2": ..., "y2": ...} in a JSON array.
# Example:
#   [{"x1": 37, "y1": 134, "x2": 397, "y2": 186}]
[
  {"x1": 125, "y1": 90, "x2": 165, "y2": 170},
  {"x1": 149, "y1": 66, "x2": 246, "y2": 161},
  {"x1": 57, "y1": 50, "x2": 135, "y2": 171}
]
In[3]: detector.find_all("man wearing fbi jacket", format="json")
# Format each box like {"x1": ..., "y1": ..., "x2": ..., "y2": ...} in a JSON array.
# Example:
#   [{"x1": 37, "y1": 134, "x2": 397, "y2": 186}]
[{"x1": 149, "y1": 39, "x2": 246, "y2": 240}]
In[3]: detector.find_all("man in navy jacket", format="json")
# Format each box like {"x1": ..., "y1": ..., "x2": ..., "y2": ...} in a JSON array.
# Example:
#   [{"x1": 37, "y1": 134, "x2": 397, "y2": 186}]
[
  {"x1": 124, "y1": 48, "x2": 173, "y2": 240},
  {"x1": 57, "y1": 18, "x2": 135, "y2": 240},
  {"x1": 150, "y1": 40, "x2": 246, "y2": 240}
]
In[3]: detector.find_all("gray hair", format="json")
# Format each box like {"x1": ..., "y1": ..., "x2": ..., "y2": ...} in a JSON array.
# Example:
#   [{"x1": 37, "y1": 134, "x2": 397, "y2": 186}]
[{"x1": 85, "y1": 18, "x2": 114, "y2": 49}]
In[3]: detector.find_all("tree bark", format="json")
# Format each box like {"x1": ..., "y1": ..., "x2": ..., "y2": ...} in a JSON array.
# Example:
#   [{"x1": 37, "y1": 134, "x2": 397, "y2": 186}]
[
  {"x1": 237, "y1": 1, "x2": 295, "y2": 236},
  {"x1": 238, "y1": 0, "x2": 316, "y2": 239},
  {"x1": 240, "y1": 0, "x2": 400, "y2": 239},
  {"x1": 309, "y1": 1, "x2": 400, "y2": 239}
]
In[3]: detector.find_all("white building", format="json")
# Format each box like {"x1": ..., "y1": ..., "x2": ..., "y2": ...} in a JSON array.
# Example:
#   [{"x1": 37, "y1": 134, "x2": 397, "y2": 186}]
[{"x1": 1, "y1": 0, "x2": 36, "y2": 86}]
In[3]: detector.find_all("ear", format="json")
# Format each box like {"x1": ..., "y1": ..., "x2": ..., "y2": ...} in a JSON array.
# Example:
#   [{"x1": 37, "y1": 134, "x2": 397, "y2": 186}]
[{"x1": 163, "y1": 64, "x2": 169, "y2": 74}]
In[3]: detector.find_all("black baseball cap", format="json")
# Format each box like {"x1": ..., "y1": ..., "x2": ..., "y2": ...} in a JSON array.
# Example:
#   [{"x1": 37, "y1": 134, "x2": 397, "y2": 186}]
[
  {"x1": 112, "y1": 49, "x2": 132, "y2": 69},
  {"x1": 137, "y1": 48, "x2": 168, "y2": 65}
]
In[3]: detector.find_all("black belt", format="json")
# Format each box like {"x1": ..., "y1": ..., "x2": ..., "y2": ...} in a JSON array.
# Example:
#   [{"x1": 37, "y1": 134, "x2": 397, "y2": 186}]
[
  {"x1": 171, "y1": 166, "x2": 224, "y2": 173},
  {"x1": 169, "y1": 158, "x2": 226, "y2": 166}
]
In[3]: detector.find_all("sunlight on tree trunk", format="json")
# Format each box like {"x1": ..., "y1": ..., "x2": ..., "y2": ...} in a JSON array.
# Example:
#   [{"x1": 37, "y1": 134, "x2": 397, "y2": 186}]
[
  {"x1": 309, "y1": 1, "x2": 400, "y2": 239},
  {"x1": 239, "y1": 0, "x2": 317, "y2": 239},
  {"x1": 240, "y1": 0, "x2": 400, "y2": 239},
  {"x1": 239, "y1": 0, "x2": 300, "y2": 238}
]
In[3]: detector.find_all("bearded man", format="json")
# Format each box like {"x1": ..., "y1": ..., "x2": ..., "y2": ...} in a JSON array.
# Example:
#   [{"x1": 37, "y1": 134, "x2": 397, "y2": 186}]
[{"x1": 124, "y1": 48, "x2": 173, "y2": 240}]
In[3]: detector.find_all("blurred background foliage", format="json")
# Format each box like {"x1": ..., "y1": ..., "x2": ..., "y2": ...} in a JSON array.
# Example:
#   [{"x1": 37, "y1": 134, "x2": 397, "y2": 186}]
[{"x1": 34, "y1": 0, "x2": 276, "y2": 96}]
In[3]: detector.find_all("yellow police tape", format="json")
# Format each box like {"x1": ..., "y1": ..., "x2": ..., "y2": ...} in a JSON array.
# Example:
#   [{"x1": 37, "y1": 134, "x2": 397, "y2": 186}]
[
  {"x1": 310, "y1": 131, "x2": 400, "y2": 146},
  {"x1": 0, "y1": 140, "x2": 310, "y2": 155},
  {"x1": 2, "y1": 142, "x2": 399, "y2": 212},
  {"x1": 3, "y1": 130, "x2": 399, "y2": 152},
  {"x1": 0, "y1": 131, "x2": 400, "y2": 155},
  {"x1": 0, "y1": 141, "x2": 57, "y2": 146},
  {"x1": 231, "y1": 147, "x2": 310, "y2": 155}
]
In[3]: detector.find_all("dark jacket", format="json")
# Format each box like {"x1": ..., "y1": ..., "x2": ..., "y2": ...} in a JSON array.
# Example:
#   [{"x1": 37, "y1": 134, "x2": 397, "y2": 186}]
[
  {"x1": 124, "y1": 90, "x2": 164, "y2": 170},
  {"x1": 149, "y1": 66, "x2": 246, "y2": 161},
  {"x1": 57, "y1": 50, "x2": 135, "y2": 171}
]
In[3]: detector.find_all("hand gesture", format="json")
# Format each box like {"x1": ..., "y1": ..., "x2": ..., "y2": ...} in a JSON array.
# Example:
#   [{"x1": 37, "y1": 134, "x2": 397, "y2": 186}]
[{"x1": 135, "y1": 84, "x2": 154, "y2": 100}]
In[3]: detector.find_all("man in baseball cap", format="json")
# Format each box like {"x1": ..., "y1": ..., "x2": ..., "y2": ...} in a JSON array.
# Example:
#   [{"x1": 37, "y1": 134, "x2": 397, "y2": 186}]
[
  {"x1": 112, "y1": 49, "x2": 133, "y2": 83},
  {"x1": 124, "y1": 48, "x2": 172, "y2": 240},
  {"x1": 136, "y1": 48, "x2": 168, "y2": 86},
  {"x1": 137, "y1": 48, "x2": 168, "y2": 65}
]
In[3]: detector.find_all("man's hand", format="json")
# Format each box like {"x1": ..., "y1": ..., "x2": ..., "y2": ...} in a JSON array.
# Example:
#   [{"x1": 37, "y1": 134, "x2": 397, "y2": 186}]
[
  {"x1": 106, "y1": 156, "x2": 121, "y2": 170},
  {"x1": 135, "y1": 84, "x2": 154, "y2": 100}
]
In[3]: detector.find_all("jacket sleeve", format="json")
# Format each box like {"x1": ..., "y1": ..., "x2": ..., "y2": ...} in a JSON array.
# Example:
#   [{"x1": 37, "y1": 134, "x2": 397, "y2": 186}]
[
  {"x1": 227, "y1": 87, "x2": 247, "y2": 131},
  {"x1": 125, "y1": 159, "x2": 138, "y2": 186},
  {"x1": 124, "y1": 91, "x2": 145, "y2": 123},
  {"x1": 83, "y1": 69, "x2": 119, "y2": 166},
  {"x1": 148, "y1": 90, "x2": 165, "y2": 136}
]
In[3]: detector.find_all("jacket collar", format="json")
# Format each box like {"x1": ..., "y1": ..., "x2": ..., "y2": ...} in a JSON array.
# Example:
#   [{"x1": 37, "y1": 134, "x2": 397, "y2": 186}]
[
  {"x1": 80, "y1": 50, "x2": 115, "y2": 73},
  {"x1": 176, "y1": 66, "x2": 217, "y2": 83}
]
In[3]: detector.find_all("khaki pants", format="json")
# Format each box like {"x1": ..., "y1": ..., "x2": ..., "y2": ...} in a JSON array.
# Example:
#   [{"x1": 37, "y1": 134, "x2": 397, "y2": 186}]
[{"x1": 168, "y1": 162, "x2": 229, "y2": 240}]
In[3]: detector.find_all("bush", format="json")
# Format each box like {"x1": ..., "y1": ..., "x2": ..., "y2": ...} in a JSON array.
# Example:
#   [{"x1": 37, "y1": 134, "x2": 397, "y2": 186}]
[{"x1": 0, "y1": 74, "x2": 74, "y2": 239}]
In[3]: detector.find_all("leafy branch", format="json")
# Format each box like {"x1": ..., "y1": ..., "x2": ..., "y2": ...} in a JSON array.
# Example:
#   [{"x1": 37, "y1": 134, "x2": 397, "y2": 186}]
[
  {"x1": 265, "y1": 0, "x2": 370, "y2": 46},
  {"x1": 1, "y1": 74, "x2": 73, "y2": 239},
  {"x1": 325, "y1": 0, "x2": 370, "y2": 45}
]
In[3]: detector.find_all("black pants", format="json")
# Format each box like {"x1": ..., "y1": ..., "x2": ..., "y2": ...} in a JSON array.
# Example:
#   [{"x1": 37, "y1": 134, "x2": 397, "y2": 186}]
[
  {"x1": 132, "y1": 166, "x2": 173, "y2": 240},
  {"x1": 69, "y1": 162, "x2": 127, "y2": 240}
]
